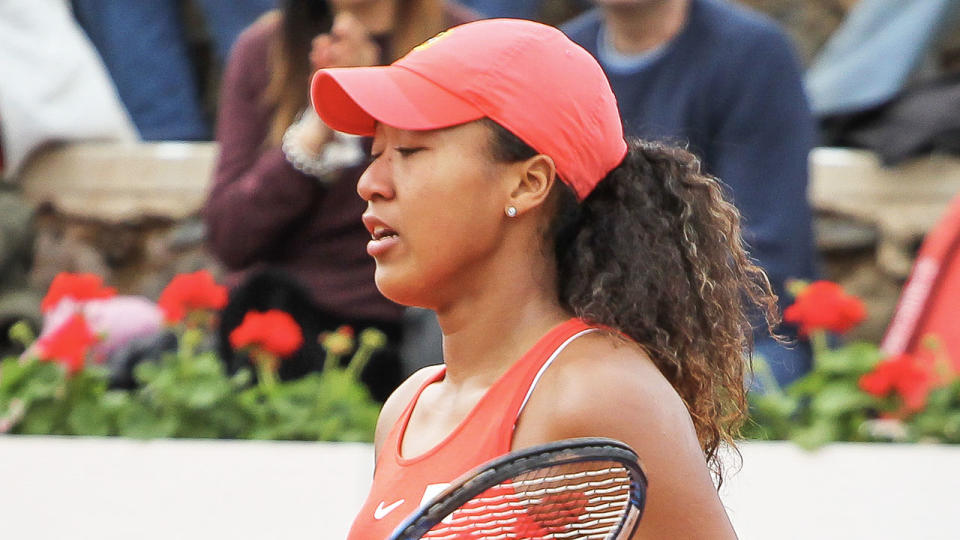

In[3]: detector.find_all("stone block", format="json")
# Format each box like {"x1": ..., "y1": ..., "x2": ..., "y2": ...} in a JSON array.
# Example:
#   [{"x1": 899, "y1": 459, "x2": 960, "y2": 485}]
[
  {"x1": 17, "y1": 141, "x2": 218, "y2": 224},
  {"x1": 810, "y1": 148, "x2": 960, "y2": 278}
]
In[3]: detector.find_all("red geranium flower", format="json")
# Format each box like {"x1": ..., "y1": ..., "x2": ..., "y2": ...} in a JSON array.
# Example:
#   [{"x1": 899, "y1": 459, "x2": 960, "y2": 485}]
[
  {"x1": 859, "y1": 352, "x2": 939, "y2": 412},
  {"x1": 783, "y1": 280, "x2": 866, "y2": 336},
  {"x1": 229, "y1": 309, "x2": 303, "y2": 359},
  {"x1": 41, "y1": 273, "x2": 116, "y2": 312},
  {"x1": 157, "y1": 270, "x2": 228, "y2": 324},
  {"x1": 36, "y1": 313, "x2": 99, "y2": 374}
]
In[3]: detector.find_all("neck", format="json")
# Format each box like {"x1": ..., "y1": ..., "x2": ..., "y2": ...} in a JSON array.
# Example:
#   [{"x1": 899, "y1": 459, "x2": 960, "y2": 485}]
[
  {"x1": 600, "y1": 0, "x2": 690, "y2": 55},
  {"x1": 336, "y1": 0, "x2": 398, "y2": 34},
  {"x1": 432, "y1": 228, "x2": 570, "y2": 390}
]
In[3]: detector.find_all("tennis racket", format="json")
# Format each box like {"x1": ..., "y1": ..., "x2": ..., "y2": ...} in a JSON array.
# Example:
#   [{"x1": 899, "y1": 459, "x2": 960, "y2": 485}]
[{"x1": 388, "y1": 437, "x2": 648, "y2": 540}]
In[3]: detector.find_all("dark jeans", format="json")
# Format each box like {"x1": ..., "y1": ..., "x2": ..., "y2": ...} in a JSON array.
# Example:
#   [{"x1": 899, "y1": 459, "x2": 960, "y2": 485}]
[
  {"x1": 459, "y1": 0, "x2": 543, "y2": 19},
  {"x1": 753, "y1": 332, "x2": 813, "y2": 390},
  {"x1": 71, "y1": 0, "x2": 276, "y2": 141}
]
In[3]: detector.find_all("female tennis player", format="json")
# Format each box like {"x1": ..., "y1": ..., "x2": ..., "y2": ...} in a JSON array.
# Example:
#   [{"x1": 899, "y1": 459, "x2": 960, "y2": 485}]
[{"x1": 311, "y1": 18, "x2": 775, "y2": 538}]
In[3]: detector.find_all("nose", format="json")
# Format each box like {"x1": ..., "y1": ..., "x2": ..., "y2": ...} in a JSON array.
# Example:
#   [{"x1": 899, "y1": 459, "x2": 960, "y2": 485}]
[{"x1": 357, "y1": 156, "x2": 395, "y2": 202}]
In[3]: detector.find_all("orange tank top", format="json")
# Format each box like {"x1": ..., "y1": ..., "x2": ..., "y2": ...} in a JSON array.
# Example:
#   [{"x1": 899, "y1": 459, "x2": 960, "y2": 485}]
[{"x1": 346, "y1": 318, "x2": 597, "y2": 539}]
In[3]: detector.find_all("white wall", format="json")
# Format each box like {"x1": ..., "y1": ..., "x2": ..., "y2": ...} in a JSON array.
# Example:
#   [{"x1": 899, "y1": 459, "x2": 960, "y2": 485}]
[
  {"x1": 723, "y1": 442, "x2": 960, "y2": 539},
  {"x1": 0, "y1": 437, "x2": 372, "y2": 540},
  {"x1": 1, "y1": 437, "x2": 958, "y2": 539}
]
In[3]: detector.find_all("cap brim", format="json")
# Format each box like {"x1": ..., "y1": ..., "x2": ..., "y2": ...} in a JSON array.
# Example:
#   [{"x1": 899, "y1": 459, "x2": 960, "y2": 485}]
[{"x1": 310, "y1": 65, "x2": 485, "y2": 136}]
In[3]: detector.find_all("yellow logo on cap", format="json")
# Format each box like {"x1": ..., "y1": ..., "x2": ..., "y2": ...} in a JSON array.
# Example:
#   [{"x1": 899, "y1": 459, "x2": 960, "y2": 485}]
[{"x1": 413, "y1": 29, "x2": 453, "y2": 52}]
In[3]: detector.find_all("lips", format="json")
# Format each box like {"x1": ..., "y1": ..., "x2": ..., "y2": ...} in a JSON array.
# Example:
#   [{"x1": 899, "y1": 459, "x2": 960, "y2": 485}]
[
  {"x1": 371, "y1": 225, "x2": 398, "y2": 241},
  {"x1": 362, "y1": 214, "x2": 398, "y2": 239},
  {"x1": 362, "y1": 213, "x2": 400, "y2": 257}
]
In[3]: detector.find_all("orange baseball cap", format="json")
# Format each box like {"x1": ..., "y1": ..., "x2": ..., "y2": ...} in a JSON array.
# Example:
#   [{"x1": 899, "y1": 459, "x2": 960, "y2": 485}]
[{"x1": 310, "y1": 18, "x2": 626, "y2": 200}]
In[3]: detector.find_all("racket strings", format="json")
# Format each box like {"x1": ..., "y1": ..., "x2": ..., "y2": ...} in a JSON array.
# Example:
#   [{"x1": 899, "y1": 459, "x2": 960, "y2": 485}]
[{"x1": 421, "y1": 461, "x2": 635, "y2": 540}]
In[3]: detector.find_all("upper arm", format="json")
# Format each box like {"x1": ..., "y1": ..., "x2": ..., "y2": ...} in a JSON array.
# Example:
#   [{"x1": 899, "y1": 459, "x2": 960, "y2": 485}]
[
  {"x1": 202, "y1": 17, "x2": 326, "y2": 267},
  {"x1": 211, "y1": 18, "x2": 277, "y2": 187},
  {"x1": 516, "y1": 338, "x2": 737, "y2": 539}
]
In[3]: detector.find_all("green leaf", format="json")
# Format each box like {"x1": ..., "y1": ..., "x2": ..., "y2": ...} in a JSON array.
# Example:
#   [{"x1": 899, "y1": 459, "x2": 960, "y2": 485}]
[
  {"x1": 791, "y1": 418, "x2": 840, "y2": 450},
  {"x1": 133, "y1": 360, "x2": 161, "y2": 384},
  {"x1": 230, "y1": 368, "x2": 252, "y2": 388},
  {"x1": 117, "y1": 403, "x2": 178, "y2": 439},
  {"x1": 810, "y1": 381, "x2": 875, "y2": 417},
  {"x1": 100, "y1": 390, "x2": 130, "y2": 412},
  {"x1": 0, "y1": 356, "x2": 29, "y2": 395},
  {"x1": 18, "y1": 400, "x2": 60, "y2": 435},
  {"x1": 911, "y1": 410, "x2": 948, "y2": 440},
  {"x1": 785, "y1": 371, "x2": 828, "y2": 398},
  {"x1": 925, "y1": 385, "x2": 956, "y2": 413},
  {"x1": 20, "y1": 365, "x2": 65, "y2": 403},
  {"x1": 180, "y1": 378, "x2": 227, "y2": 409},
  {"x1": 67, "y1": 401, "x2": 112, "y2": 436},
  {"x1": 749, "y1": 392, "x2": 798, "y2": 419},
  {"x1": 942, "y1": 412, "x2": 960, "y2": 442},
  {"x1": 816, "y1": 342, "x2": 882, "y2": 376}
]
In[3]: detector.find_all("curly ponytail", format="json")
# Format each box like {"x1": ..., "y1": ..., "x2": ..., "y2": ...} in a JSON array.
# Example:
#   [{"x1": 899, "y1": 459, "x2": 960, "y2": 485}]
[{"x1": 487, "y1": 120, "x2": 779, "y2": 481}]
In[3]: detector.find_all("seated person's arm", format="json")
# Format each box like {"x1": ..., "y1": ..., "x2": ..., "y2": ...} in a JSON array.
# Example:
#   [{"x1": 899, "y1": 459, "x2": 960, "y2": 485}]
[{"x1": 203, "y1": 22, "x2": 339, "y2": 269}]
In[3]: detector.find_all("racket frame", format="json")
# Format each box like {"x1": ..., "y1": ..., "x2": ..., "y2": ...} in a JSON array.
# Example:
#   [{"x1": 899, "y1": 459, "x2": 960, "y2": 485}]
[{"x1": 389, "y1": 437, "x2": 648, "y2": 540}]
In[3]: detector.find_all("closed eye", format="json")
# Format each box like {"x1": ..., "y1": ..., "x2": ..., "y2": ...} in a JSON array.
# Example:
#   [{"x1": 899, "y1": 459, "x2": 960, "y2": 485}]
[{"x1": 395, "y1": 146, "x2": 426, "y2": 157}]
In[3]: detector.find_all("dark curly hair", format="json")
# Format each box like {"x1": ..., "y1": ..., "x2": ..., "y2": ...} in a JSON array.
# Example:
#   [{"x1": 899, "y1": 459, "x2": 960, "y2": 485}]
[{"x1": 485, "y1": 119, "x2": 779, "y2": 483}]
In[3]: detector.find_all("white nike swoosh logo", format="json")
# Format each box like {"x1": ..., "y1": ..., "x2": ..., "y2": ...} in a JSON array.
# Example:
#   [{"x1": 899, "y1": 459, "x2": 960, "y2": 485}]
[{"x1": 374, "y1": 499, "x2": 405, "y2": 520}]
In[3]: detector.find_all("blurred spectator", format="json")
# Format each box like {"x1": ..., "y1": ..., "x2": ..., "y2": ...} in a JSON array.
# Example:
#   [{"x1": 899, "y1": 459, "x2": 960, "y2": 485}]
[
  {"x1": 0, "y1": 0, "x2": 137, "y2": 348},
  {"x1": 0, "y1": 0, "x2": 137, "y2": 180},
  {"x1": 71, "y1": 0, "x2": 277, "y2": 140},
  {"x1": 806, "y1": 0, "x2": 960, "y2": 118},
  {"x1": 33, "y1": 296, "x2": 163, "y2": 367},
  {"x1": 807, "y1": 0, "x2": 960, "y2": 164},
  {"x1": 459, "y1": 0, "x2": 542, "y2": 18},
  {"x1": 458, "y1": 0, "x2": 591, "y2": 21},
  {"x1": 202, "y1": 0, "x2": 475, "y2": 400},
  {"x1": 563, "y1": 0, "x2": 819, "y2": 385}
]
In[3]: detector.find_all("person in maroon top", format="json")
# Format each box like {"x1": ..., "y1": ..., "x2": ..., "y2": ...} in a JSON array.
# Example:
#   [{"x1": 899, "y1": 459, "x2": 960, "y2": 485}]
[{"x1": 203, "y1": 0, "x2": 476, "y2": 399}]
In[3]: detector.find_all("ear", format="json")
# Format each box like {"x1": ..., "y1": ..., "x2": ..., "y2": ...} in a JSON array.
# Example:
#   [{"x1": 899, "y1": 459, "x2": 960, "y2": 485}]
[{"x1": 506, "y1": 154, "x2": 557, "y2": 216}]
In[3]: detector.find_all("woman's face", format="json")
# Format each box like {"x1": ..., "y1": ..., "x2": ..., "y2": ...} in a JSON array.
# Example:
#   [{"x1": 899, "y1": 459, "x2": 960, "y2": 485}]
[{"x1": 358, "y1": 121, "x2": 512, "y2": 308}]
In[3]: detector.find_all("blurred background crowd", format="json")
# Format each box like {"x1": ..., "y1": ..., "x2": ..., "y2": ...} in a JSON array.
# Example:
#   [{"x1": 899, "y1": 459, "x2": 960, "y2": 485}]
[{"x1": 1, "y1": 0, "x2": 959, "y2": 403}]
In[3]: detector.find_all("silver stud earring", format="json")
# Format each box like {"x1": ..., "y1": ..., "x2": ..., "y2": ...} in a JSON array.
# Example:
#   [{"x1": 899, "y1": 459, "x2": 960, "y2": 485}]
[{"x1": 506, "y1": 206, "x2": 518, "y2": 217}]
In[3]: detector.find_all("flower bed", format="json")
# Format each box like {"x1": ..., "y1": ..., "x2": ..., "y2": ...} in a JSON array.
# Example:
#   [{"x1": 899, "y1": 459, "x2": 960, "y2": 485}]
[
  {"x1": 0, "y1": 272, "x2": 381, "y2": 442},
  {"x1": 3, "y1": 273, "x2": 958, "y2": 449},
  {"x1": 747, "y1": 280, "x2": 960, "y2": 448}
]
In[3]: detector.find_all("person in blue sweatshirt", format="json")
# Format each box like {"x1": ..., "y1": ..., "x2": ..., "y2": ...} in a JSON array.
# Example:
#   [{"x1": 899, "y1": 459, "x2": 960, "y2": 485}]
[{"x1": 563, "y1": 0, "x2": 819, "y2": 386}]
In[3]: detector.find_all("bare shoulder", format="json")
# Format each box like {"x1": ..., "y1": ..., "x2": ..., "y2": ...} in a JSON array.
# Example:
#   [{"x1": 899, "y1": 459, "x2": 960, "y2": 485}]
[
  {"x1": 515, "y1": 331, "x2": 738, "y2": 538},
  {"x1": 515, "y1": 330, "x2": 705, "y2": 475},
  {"x1": 374, "y1": 365, "x2": 444, "y2": 459},
  {"x1": 520, "y1": 331, "x2": 693, "y2": 440}
]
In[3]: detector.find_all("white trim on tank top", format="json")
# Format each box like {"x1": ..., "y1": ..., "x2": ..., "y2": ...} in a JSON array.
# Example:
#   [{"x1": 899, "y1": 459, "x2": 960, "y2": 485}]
[{"x1": 514, "y1": 327, "x2": 600, "y2": 427}]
